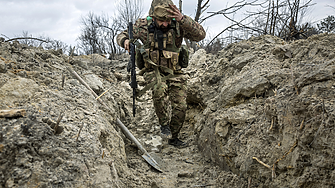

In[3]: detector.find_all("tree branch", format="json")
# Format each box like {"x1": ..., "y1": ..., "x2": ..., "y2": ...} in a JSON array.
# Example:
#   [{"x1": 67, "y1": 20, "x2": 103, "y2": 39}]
[
  {"x1": 5, "y1": 37, "x2": 48, "y2": 43},
  {"x1": 206, "y1": 23, "x2": 238, "y2": 47}
]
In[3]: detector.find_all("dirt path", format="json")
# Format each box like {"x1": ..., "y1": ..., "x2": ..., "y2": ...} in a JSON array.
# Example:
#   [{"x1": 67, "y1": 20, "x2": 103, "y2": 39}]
[{"x1": 119, "y1": 104, "x2": 224, "y2": 188}]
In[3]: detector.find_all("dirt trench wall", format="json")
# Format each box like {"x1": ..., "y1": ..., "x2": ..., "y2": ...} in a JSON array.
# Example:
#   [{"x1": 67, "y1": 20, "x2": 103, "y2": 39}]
[
  {"x1": 0, "y1": 41, "x2": 137, "y2": 187},
  {"x1": 186, "y1": 34, "x2": 335, "y2": 187},
  {"x1": 1, "y1": 33, "x2": 335, "y2": 188}
]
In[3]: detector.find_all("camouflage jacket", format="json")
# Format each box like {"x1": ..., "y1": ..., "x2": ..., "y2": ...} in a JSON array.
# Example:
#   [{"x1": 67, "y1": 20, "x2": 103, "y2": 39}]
[{"x1": 116, "y1": 15, "x2": 206, "y2": 49}]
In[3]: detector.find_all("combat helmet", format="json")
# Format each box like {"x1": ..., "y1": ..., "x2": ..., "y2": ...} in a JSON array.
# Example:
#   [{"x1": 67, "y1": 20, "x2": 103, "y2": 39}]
[{"x1": 149, "y1": 0, "x2": 175, "y2": 21}]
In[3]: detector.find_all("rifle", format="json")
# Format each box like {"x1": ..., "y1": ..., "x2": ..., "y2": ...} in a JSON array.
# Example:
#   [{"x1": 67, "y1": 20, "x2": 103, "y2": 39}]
[{"x1": 127, "y1": 22, "x2": 137, "y2": 117}]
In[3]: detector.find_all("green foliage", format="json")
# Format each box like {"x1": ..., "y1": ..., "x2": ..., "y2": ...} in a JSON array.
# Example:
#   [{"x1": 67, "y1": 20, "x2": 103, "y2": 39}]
[{"x1": 317, "y1": 15, "x2": 335, "y2": 33}]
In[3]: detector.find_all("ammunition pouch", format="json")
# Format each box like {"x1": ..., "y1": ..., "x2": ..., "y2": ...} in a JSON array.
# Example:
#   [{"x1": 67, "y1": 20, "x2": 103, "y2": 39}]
[
  {"x1": 178, "y1": 45, "x2": 189, "y2": 68},
  {"x1": 135, "y1": 48, "x2": 145, "y2": 70},
  {"x1": 145, "y1": 50, "x2": 180, "y2": 71}
]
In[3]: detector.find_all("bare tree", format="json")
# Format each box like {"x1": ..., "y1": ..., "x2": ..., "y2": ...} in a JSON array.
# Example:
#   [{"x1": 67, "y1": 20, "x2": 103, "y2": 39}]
[
  {"x1": 78, "y1": 12, "x2": 104, "y2": 55},
  {"x1": 179, "y1": 0, "x2": 183, "y2": 13},
  {"x1": 326, "y1": 5, "x2": 335, "y2": 10},
  {"x1": 272, "y1": 0, "x2": 315, "y2": 40},
  {"x1": 94, "y1": 13, "x2": 125, "y2": 58},
  {"x1": 317, "y1": 15, "x2": 335, "y2": 33},
  {"x1": 203, "y1": 0, "x2": 315, "y2": 50},
  {"x1": 185, "y1": 0, "x2": 210, "y2": 50},
  {"x1": 44, "y1": 38, "x2": 68, "y2": 52},
  {"x1": 204, "y1": 0, "x2": 266, "y2": 48},
  {"x1": 77, "y1": 0, "x2": 144, "y2": 57},
  {"x1": 117, "y1": 0, "x2": 144, "y2": 27},
  {"x1": 195, "y1": 0, "x2": 210, "y2": 23}
]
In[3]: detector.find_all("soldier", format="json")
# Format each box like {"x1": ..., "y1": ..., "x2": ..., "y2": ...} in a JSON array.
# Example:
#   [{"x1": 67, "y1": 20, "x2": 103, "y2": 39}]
[{"x1": 117, "y1": 0, "x2": 206, "y2": 147}]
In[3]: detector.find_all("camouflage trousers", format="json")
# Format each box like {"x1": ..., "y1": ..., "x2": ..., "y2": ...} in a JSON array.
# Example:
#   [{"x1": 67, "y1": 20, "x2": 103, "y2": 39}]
[{"x1": 143, "y1": 71, "x2": 188, "y2": 139}]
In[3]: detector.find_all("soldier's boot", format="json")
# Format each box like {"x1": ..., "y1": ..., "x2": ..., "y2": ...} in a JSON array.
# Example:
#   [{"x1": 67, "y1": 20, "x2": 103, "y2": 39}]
[
  {"x1": 160, "y1": 125, "x2": 171, "y2": 139},
  {"x1": 168, "y1": 138, "x2": 187, "y2": 148}
]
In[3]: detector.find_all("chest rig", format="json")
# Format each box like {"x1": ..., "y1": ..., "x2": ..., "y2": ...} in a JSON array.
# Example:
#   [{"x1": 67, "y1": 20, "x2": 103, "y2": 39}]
[
  {"x1": 135, "y1": 17, "x2": 184, "y2": 99},
  {"x1": 143, "y1": 17, "x2": 181, "y2": 72}
]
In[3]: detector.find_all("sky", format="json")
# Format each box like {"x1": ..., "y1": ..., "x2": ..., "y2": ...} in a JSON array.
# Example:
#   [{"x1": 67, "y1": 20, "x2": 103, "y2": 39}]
[{"x1": 0, "y1": 0, "x2": 334, "y2": 47}]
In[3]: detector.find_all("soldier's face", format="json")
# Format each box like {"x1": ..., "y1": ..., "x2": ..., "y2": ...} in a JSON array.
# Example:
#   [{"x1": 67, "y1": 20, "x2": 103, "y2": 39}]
[{"x1": 154, "y1": 18, "x2": 171, "y2": 31}]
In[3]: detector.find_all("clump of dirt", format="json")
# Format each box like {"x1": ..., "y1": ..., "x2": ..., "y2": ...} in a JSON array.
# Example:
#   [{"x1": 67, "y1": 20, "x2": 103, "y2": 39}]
[{"x1": 0, "y1": 33, "x2": 335, "y2": 188}]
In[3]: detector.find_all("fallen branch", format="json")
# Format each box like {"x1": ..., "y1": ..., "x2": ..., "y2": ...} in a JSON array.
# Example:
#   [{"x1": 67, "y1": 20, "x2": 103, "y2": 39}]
[
  {"x1": 0, "y1": 109, "x2": 26, "y2": 118},
  {"x1": 192, "y1": 184, "x2": 216, "y2": 187},
  {"x1": 5, "y1": 37, "x2": 48, "y2": 43},
  {"x1": 274, "y1": 140, "x2": 298, "y2": 164},
  {"x1": 272, "y1": 140, "x2": 298, "y2": 179},
  {"x1": 96, "y1": 86, "x2": 113, "y2": 100},
  {"x1": 252, "y1": 157, "x2": 271, "y2": 169},
  {"x1": 252, "y1": 139, "x2": 298, "y2": 181}
]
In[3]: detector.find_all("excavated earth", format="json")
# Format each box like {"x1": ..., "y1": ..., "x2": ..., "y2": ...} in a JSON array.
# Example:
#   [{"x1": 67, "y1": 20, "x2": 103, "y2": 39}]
[{"x1": 0, "y1": 33, "x2": 335, "y2": 188}]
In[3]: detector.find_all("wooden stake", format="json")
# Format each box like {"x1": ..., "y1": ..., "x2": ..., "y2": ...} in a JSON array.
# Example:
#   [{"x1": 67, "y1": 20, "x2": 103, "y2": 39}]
[
  {"x1": 269, "y1": 117, "x2": 274, "y2": 131},
  {"x1": 109, "y1": 160, "x2": 121, "y2": 188},
  {"x1": 272, "y1": 164, "x2": 276, "y2": 180},
  {"x1": 0, "y1": 123, "x2": 3, "y2": 142},
  {"x1": 299, "y1": 120, "x2": 304, "y2": 130},
  {"x1": 248, "y1": 177, "x2": 252, "y2": 188},
  {"x1": 54, "y1": 112, "x2": 64, "y2": 134},
  {"x1": 76, "y1": 123, "x2": 84, "y2": 142},
  {"x1": 61, "y1": 73, "x2": 65, "y2": 89},
  {"x1": 102, "y1": 149, "x2": 105, "y2": 159},
  {"x1": 0, "y1": 109, "x2": 26, "y2": 118}
]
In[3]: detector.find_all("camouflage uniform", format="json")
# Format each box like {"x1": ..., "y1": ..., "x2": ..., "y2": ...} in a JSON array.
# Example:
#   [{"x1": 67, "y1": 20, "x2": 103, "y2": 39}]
[{"x1": 117, "y1": 1, "x2": 206, "y2": 139}]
